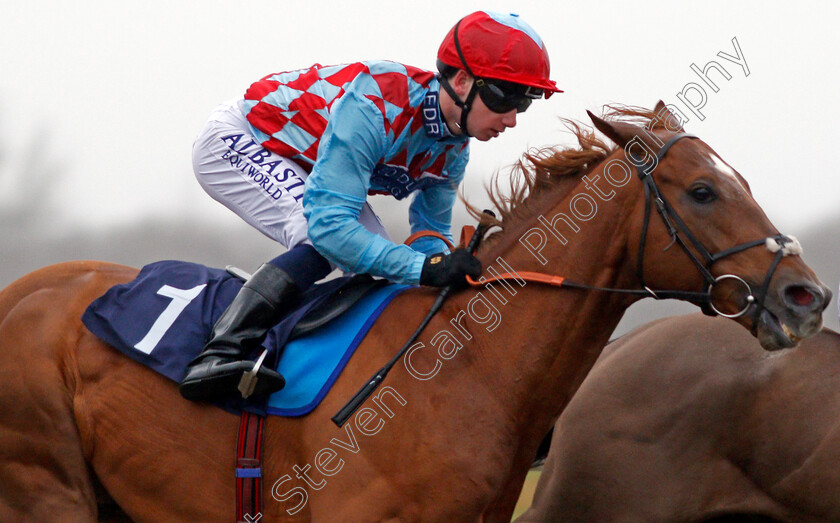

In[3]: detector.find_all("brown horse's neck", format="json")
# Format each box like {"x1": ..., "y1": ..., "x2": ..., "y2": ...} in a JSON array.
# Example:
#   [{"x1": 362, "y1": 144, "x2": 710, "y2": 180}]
[{"x1": 451, "y1": 163, "x2": 643, "y2": 437}]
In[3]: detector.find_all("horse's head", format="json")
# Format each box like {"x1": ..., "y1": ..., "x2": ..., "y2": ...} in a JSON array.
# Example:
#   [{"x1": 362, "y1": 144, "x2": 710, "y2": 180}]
[{"x1": 588, "y1": 101, "x2": 830, "y2": 350}]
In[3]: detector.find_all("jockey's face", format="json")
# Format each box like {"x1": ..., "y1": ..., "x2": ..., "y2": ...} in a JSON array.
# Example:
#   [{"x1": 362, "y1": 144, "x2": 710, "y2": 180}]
[
  {"x1": 466, "y1": 91, "x2": 518, "y2": 142},
  {"x1": 440, "y1": 70, "x2": 519, "y2": 141}
]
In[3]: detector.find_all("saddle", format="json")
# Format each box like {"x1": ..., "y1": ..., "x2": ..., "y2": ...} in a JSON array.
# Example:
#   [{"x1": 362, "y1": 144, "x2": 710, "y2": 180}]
[
  {"x1": 226, "y1": 267, "x2": 387, "y2": 340},
  {"x1": 290, "y1": 274, "x2": 387, "y2": 339}
]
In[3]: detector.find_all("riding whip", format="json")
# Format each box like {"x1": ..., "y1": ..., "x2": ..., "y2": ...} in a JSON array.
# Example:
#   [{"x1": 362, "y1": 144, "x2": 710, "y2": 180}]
[{"x1": 332, "y1": 210, "x2": 495, "y2": 427}]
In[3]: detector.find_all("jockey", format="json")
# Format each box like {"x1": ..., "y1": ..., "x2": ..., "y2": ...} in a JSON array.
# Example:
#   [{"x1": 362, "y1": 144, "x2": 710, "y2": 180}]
[{"x1": 179, "y1": 10, "x2": 562, "y2": 401}]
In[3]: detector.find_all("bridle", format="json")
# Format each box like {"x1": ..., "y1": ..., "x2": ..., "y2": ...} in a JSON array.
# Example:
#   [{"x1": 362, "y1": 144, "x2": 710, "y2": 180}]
[
  {"x1": 469, "y1": 132, "x2": 802, "y2": 324},
  {"x1": 631, "y1": 132, "x2": 800, "y2": 320}
]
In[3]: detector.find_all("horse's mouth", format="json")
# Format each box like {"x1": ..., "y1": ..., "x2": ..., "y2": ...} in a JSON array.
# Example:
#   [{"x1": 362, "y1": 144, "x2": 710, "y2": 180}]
[{"x1": 755, "y1": 307, "x2": 801, "y2": 351}]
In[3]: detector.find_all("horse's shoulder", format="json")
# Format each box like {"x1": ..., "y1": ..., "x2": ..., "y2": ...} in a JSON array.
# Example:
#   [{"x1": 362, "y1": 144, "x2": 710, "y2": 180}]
[
  {"x1": 608, "y1": 313, "x2": 756, "y2": 358},
  {"x1": 600, "y1": 314, "x2": 721, "y2": 368},
  {"x1": 581, "y1": 314, "x2": 764, "y2": 411},
  {"x1": 768, "y1": 327, "x2": 840, "y2": 384},
  {"x1": 816, "y1": 326, "x2": 840, "y2": 344}
]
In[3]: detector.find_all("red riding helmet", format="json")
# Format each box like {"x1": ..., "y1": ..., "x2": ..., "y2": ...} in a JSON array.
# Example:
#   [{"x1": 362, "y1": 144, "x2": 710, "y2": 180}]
[{"x1": 437, "y1": 11, "x2": 562, "y2": 97}]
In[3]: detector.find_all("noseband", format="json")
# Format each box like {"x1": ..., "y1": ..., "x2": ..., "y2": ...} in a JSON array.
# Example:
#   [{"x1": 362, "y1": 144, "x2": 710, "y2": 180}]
[{"x1": 632, "y1": 133, "x2": 800, "y2": 321}]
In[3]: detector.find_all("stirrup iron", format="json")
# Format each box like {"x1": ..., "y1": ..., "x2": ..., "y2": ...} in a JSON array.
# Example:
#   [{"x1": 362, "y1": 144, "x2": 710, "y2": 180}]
[{"x1": 238, "y1": 349, "x2": 269, "y2": 399}]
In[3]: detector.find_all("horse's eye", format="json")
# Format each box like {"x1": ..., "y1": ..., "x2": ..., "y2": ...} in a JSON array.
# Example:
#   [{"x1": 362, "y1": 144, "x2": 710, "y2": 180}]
[{"x1": 689, "y1": 184, "x2": 716, "y2": 203}]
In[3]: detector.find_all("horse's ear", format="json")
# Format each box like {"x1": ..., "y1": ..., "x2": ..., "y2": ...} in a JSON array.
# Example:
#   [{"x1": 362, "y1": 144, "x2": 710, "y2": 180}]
[
  {"x1": 653, "y1": 100, "x2": 686, "y2": 133},
  {"x1": 587, "y1": 110, "x2": 643, "y2": 149},
  {"x1": 654, "y1": 99, "x2": 668, "y2": 114}
]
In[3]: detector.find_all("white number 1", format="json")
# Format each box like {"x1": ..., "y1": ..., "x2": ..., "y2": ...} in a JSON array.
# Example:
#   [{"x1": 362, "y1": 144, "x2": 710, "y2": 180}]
[{"x1": 134, "y1": 284, "x2": 207, "y2": 354}]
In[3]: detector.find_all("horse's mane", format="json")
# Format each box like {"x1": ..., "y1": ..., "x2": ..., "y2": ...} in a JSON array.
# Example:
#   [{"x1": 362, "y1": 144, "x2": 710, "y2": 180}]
[{"x1": 466, "y1": 105, "x2": 667, "y2": 230}]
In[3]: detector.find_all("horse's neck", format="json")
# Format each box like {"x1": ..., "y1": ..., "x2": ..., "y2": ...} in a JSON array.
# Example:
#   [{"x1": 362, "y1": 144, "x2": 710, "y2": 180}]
[{"x1": 457, "y1": 174, "x2": 640, "y2": 431}]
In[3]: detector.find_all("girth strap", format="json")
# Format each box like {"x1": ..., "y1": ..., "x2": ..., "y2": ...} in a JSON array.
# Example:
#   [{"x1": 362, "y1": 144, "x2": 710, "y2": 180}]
[{"x1": 236, "y1": 412, "x2": 265, "y2": 523}]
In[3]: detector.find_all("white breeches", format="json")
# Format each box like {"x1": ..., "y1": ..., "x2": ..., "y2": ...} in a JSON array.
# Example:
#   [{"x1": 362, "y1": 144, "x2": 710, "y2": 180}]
[{"x1": 192, "y1": 99, "x2": 391, "y2": 251}]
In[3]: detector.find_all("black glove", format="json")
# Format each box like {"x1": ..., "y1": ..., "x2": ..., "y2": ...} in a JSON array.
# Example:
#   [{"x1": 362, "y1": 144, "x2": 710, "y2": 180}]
[{"x1": 419, "y1": 249, "x2": 482, "y2": 288}]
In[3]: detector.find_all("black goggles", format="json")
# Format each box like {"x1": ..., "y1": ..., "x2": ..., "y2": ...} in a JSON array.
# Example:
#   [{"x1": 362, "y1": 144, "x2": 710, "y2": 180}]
[{"x1": 475, "y1": 78, "x2": 543, "y2": 114}]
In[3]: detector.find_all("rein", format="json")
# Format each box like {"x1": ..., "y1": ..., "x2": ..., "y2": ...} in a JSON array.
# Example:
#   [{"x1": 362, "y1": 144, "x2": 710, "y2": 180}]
[
  {"x1": 332, "y1": 216, "x2": 492, "y2": 427},
  {"x1": 466, "y1": 133, "x2": 801, "y2": 323}
]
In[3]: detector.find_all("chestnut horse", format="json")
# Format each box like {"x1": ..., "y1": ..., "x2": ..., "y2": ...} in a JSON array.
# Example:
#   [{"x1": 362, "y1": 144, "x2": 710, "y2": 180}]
[
  {"x1": 519, "y1": 313, "x2": 840, "y2": 522},
  {"x1": 0, "y1": 103, "x2": 830, "y2": 522}
]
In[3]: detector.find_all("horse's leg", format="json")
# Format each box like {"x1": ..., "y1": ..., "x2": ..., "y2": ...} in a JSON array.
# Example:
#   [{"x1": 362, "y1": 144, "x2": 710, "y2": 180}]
[
  {"x1": 77, "y1": 332, "x2": 237, "y2": 522},
  {"x1": 0, "y1": 408, "x2": 97, "y2": 521},
  {"x1": 95, "y1": 478, "x2": 133, "y2": 522},
  {"x1": 0, "y1": 273, "x2": 99, "y2": 521},
  {"x1": 478, "y1": 466, "x2": 532, "y2": 522}
]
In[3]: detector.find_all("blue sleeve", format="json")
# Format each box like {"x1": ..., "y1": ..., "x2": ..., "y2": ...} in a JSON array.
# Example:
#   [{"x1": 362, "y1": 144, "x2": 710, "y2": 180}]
[
  {"x1": 407, "y1": 148, "x2": 469, "y2": 256},
  {"x1": 303, "y1": 90, "x2": 427, "y2": 285}
]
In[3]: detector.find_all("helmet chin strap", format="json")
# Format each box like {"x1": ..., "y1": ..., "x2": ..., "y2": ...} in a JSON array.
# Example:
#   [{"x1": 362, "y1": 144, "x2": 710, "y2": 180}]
[
  {"x1": 441, "y1": 17, "x2": 481, "y2": 138},
  {"x1": 438, "y1": 73, "x2": 477, "y2": 138}
]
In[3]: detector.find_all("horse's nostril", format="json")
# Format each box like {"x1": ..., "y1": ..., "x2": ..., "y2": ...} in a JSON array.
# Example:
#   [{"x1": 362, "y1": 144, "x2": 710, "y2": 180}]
[{"x1": 786, "y1": 285, "x2": 817, "y2": 307}]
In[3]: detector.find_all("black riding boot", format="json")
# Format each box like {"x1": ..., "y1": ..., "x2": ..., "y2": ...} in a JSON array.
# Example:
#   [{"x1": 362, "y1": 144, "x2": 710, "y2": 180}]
[{"x1": 179, "y1": 263, "x2": 299, "y2": 401}]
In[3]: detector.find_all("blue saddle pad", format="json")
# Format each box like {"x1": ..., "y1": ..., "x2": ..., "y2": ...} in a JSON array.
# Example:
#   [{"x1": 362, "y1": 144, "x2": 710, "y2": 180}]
[
  {"x1": 267, "y1": 282, "x2": 403, "y2": 416},
  {"x1": 81, "y1": 260, "x2": 408, "y2": 416}
]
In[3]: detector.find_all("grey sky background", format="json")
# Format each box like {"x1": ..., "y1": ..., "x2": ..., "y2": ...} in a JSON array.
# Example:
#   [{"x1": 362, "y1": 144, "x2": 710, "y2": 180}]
[
  {"x1": 1, "y1": 1, "x2": 838, "y2": 332},
  {"x1": 2, "y1": 1, "x2": 838, "y2": 230}
]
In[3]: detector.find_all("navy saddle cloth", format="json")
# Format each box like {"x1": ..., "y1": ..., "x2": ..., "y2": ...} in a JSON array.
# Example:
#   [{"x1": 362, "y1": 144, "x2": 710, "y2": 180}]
[{"x1": 82, "y1": 260, "x2": 409, "y2": 416}]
